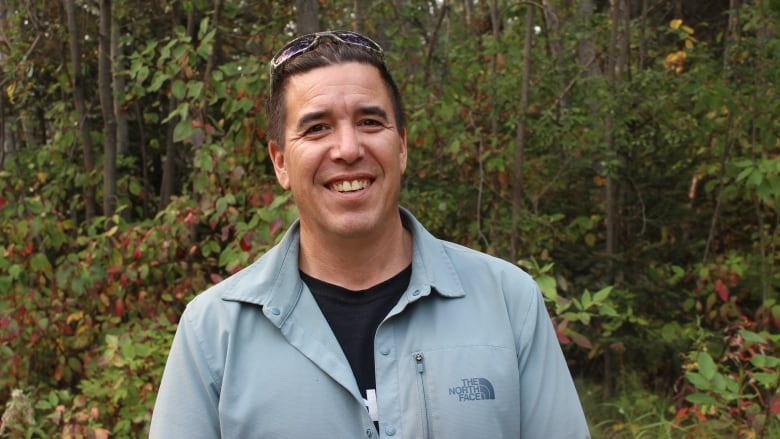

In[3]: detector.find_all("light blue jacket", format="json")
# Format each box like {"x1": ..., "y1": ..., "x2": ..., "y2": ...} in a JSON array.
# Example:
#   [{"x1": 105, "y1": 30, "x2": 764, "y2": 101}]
[{"x1": 150, "y1": 209, "x2": 590, "y2": 438}]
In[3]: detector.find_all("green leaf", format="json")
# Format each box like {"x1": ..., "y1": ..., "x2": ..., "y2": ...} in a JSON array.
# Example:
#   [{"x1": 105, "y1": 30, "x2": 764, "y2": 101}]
[
  {"x1": 173, "y1": 121, "x2": 194, "y2": 143},
  {"x1": 129, "y1": 179, "x2": 142, "y2": 196},
  {"x1": 753, "y1": 372, "x2": 779, "y2": 388},
  {"x1": 149, "y1": 72, "x2": 169, "y2": 92},
  {"x1": 31, "y1": 253, "x2": 52, "y2": 272},
  {"x1": 697, "y1": 351, "x2": 717, "y2": 380},
  {"x1": 9, "y1": 264, "x2": 23, "y2": 279},
  {"x1": 598, "y1": 304, "x2": 619, "y2": 317},
  {"x1": 593, "y1": 286, "x2": 612, "y2": 303},
  {"x1": 685, "y1": 371, "x2": 711, "y2": 390},
  {"x1": 581, "y1": 290, "x2": 592, "y2": 310},
  {"x1": 686, "y1": 392, "x2": 716, "y2": 406},
  {"x1": 187, "y1": 81, "x2": 204, "y2": 98},
  {"x1": 218, "y1": 246, "x2": 236, "y2": 268},
  {"x1": 172, "y1": 80, "x2": 187, "y2": 100},
  {"x1": 536, "y1": 275, "x2": 557, "y2": 302},
  {"x1": 216, "y1": 196, "x2": 229, "y2": 215},
  {"x1": 740, "y1": 330, "x2": 768, "y2": 344},
  {"x1": 197, "y1": 17, "x2": 210, "y2": 40},
  {"x1": 751, "y1": 354, "x2": 780, "y2": 368}
]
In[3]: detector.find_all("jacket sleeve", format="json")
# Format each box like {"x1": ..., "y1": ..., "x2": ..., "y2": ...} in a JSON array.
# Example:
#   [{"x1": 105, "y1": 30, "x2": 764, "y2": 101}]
[
  {"x1": 515, "y1": 284, "x2": 591, "y2": 438},
  {"x1": 149, "y1": 307, "x2": 221, "y2": 438}
]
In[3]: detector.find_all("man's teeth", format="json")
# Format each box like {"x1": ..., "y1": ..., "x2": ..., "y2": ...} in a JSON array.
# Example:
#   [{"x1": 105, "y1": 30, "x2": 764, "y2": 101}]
[{"x1": 331, "y1": 180, "x2": 370, "y2": 192}]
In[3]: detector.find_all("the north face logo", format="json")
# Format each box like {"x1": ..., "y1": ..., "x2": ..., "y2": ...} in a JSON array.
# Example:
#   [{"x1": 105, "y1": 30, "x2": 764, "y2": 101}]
[{"x1": 448, "y1": 378, "x2": 495, "y2": 401}]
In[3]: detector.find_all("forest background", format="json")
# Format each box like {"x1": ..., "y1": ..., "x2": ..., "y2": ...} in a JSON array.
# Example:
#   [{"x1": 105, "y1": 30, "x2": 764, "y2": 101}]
[{"x1": 0, "y1": 0, "x2": 778, "y2": 437}]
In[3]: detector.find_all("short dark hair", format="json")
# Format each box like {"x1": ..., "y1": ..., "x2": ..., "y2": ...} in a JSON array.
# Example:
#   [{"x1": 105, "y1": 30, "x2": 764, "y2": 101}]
[{"x1": 266, "y1": 34, "x2": 405, "y2": 149}]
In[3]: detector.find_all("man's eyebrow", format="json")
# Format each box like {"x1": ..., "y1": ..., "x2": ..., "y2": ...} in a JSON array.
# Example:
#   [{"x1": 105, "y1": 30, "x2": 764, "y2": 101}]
[
  {"x1": 295, "y1": 110, "x2": 329, "y2": 131},
  {"x1": 358, "y1": 105, "x2": 389, "y2": 121},
  {"x1": 296, "y1": 106, "x2": 390, "y2": 131}
]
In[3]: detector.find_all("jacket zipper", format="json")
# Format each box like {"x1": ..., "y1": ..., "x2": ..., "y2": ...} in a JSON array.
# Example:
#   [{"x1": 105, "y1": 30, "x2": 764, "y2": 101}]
[{"x1": 415, "y1": 352, "x2": 433, "y2": 439}]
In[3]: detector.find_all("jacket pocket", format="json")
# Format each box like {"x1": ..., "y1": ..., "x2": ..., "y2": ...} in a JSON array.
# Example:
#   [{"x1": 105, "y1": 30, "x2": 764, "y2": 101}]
[
  {"x1": 410, "y1": 346, "x2": 521, "y2": 438},
  {"x1": 414, "y1": 352, "x2": 433, "y2": 439}
]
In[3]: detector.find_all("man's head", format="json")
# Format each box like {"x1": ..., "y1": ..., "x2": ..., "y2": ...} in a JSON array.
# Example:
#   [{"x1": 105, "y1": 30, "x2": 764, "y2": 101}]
[
  {"x1": 265, "y1": 31, "x2": 408, "y2": 243},
  {"x1": 266, "y1": 31, "x2": 405, "y2": 149}
]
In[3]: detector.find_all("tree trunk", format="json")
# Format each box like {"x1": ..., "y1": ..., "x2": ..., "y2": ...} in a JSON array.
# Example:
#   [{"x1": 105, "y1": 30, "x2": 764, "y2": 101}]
[
  {"x1": 295, "y1": 0, "x2": 319, "y2": 34},
  {"x1": 422, "y1": 1, "x2": 448, "y2": 88},
  {"x1": 134, "y1": 101, "x2": 151, "y2": 217},
  {"x1": 638, "y1": 0, "x2": 648, "y2": 70},
  {"x1": 159, "y1": 97, "x2": 177, "y2": 211},
  {"x1": 112, "y1": 3, "x2": 128, "y2": 157},
  {"x1": 63, "y1": 0, "x2": 97, "y2": 220},
  {"x1": 541, "y1": 0, "x2": 570, "y2": 110},
  {"x1": 510, "y1": 4, "x2": 534, "y2": 263},
  {"x1": 724, "y1": 0, "x2": 741, "y2": 71},
  {"x1": 99, "y1": 0, "x2": 117, "y2": 218},
  {"x1": 605, "y1": 0, "x2": 629, "y2": 262},
  {"x1": 353, "y1": 0, "x2": 371, "y2": 33}
]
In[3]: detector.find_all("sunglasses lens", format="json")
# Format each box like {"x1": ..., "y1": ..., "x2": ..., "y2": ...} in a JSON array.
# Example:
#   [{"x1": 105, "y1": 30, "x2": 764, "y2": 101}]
[
  {"x1": 270, "y1": 31, "x2": 384, "y2": 78},
  {"x1": 333, "y1": 31, "x2": 381, "y2": 52},
  {"x1": 272, "y1": 35, "x2": 316, "y2": 68}
]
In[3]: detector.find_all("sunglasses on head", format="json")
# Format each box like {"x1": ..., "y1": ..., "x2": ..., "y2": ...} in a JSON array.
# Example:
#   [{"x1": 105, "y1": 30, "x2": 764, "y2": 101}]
[{"x1": 270, "y1": 31, "x2": 385, "y2": 74}]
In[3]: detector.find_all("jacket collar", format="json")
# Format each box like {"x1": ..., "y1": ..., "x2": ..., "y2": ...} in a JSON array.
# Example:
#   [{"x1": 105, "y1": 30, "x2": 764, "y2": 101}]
[{"x1": 220, "y1": 207, "x2": 466, "y2": 325}]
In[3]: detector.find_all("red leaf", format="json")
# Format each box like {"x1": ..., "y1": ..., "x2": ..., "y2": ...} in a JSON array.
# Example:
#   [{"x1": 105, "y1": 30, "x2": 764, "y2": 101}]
[
  {"x1": 240, "y1": 234, "x2": 252, "y2": 252},
  {"x1": 113, "y1": 299, "x2": 125, "y2": 318},
  {"x1": 569, "y1": 332, "x2": 593, "y2": 350},
  {"x1": 770, "y1": 397, "x2": 780, "y2": 415},
  {"x1": 715, "y1": 278, "x2": 729, "y2": 302},
  {"x1": 262, "y1": 191, "x2": 274, "y2": 206},
  {"x1": 183, "y1": 210, "x2": 196, "y2": 227},
  {"x1": 269, "y1": 218, "x2": 283, "y2": 237}
]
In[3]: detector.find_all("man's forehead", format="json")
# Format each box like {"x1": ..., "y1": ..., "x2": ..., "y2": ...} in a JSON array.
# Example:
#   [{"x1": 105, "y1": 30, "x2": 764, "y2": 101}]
[
  {"x1": 284, "y1": 64, "x2": 391, "y2": 110},
  {"x1": 285, "y1": 62, "x2": 384, "y2": 92}
]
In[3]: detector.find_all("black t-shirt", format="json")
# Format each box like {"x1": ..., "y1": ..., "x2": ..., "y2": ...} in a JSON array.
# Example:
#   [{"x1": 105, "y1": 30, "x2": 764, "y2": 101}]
[{"x1": 301, "y1": 265, "x2": 411, "y2": 402}]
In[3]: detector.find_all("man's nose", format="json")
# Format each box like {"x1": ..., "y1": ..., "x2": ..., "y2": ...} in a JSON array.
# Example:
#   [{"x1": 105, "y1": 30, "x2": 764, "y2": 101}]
[{"x1": 330, "y1": 125, "x2": 363, "y2": 163}]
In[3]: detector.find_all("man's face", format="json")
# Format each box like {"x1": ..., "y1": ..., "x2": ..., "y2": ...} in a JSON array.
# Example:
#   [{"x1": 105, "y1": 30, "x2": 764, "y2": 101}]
[{"x1": 268, "y1": 62, "x2": 407, "y2": 242}]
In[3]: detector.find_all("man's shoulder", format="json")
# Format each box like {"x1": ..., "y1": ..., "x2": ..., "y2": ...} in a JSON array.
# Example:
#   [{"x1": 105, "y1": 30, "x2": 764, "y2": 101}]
[
  {"x1": 183, "y1": 245, "x2": 282, "y2": 312},
  {"x1": 438, "y1": 239, "x2": 533, "y2": 281}
]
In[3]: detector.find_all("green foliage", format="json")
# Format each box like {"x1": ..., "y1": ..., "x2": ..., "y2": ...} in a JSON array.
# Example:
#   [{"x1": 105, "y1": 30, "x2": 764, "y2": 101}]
[
  {"x1": 674, "y1": 320, "x2": 780, "y2": 437},
  {"x1": 0, "y1": 0, "x2": 778, "y2": 436}
]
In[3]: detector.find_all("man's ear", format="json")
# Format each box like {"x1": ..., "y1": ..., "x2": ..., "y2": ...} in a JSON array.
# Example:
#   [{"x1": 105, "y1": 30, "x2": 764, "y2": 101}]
[
  {"x1": 399, "y1": 128, "x2": 408, "y2": 174},
  {"x1": 268, "y1": 140, "x2": 290, "y2": 189}
]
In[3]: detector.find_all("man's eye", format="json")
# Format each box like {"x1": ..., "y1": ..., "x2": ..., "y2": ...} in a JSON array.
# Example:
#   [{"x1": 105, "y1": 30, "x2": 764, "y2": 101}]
[
  {"x1": 305, "y1": 124, "x2": 326, "y2": 134},
  {"x1": 360, "y1": 119, "x2": 381, "y2": 127}
]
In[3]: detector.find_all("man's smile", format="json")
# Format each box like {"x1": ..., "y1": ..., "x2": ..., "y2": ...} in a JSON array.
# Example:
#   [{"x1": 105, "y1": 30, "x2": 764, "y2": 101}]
[{"x1": 329, "y1": 179, "x2": 373, "y2": 192}]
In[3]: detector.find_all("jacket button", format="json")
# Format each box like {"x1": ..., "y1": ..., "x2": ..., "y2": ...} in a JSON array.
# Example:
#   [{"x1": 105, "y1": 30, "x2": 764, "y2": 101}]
[
  {"x1": 380, "y1": 347, "x2": 390, "y2": 355},
  {"x1": 412, "y1": 289, "x2": 421, "y2": 296},
  {"x1": 365, "y1": 428, "x2": 374, "y2": 437},
  {"x1": 268, "y1": 307, "x2": 281, "y2": 316},
  {"x1": 385, "y1": 425, "x2": 396, "y2": 436}
]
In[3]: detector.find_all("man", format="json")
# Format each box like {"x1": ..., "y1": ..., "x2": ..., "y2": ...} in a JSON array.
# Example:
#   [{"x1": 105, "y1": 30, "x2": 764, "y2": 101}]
[{"x1": 150, "y1": 30, "x2": 589, "y2": 438}]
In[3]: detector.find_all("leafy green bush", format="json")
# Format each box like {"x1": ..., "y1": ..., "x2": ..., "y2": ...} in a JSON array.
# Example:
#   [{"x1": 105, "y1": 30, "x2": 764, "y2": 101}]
[{"x1": 674, "y1": 319, "x2": 780, "y2": 437}]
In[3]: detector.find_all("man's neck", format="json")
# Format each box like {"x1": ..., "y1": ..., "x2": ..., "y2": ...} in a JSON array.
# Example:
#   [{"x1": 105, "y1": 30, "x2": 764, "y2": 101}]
[{"x1": 297, "y1": 218, "x2": 413, "y2": 291}]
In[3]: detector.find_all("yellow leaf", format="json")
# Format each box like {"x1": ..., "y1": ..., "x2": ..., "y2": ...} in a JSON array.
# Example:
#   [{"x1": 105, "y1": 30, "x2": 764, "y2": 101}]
[
  {"x1": 670, "y1": 19, "x2": 683, "y2": 30},
  {"x1": 66, "y1": 311, "x2": 84, "y2": 324},
  {"x1": 663, "y1": 50, "x2": 687, "y2": 72},
  {"x1": 5, "y1": 82, "x2": 15, "y2": 104},
  {"x1": 685, "y1": 39, "x2": 694, "y2": 49},
  {"x1": 682, "y1": 25, "x2": 695, "y2": 35}
]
